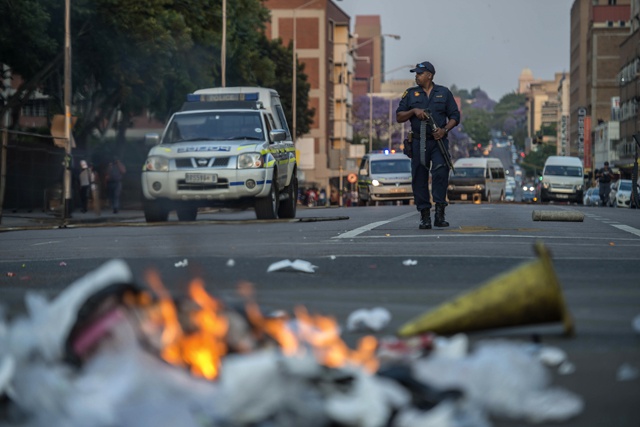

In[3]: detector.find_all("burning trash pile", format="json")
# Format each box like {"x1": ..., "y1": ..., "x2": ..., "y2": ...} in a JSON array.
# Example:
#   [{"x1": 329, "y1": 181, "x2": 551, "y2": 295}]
[{"x1": 0, "y1": 259, "x2": 584, "y2": 427}]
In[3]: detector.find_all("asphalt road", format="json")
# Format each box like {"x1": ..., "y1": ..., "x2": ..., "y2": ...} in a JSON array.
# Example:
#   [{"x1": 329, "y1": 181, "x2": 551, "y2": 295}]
[{"x1": 0, "y1": 202, "x2": 639, "y2": 426}]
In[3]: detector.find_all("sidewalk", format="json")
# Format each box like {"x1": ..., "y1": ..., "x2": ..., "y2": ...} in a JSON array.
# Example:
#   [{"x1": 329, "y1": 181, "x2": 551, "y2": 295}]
[{"x1": 0, "y1": 207, "x2": 144, "y2": 231}]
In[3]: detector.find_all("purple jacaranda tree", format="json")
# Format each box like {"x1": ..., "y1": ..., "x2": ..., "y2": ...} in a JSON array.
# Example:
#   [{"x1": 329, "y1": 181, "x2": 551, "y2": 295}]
[{"x1": 352, "y1": 95, "x2": 406, "y2": 151}]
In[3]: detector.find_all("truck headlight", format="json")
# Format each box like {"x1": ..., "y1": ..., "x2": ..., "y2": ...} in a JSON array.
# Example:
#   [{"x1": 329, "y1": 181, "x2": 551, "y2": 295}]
[
  {"x1": 144, "y1": 156, "x2": 169, "y2": 172},
  {"x1": 576, "y1": 184, "x2": 583, "y2": 191},
  {"x1": 542, "y1": 182, "x2": 550, "y2": 189},
  {"x1": 238, "y1": 153, "x2": 263, "y2": 169},
  {"x1": 371, "y1": 179, "x2": 381, "y2": 186},
  {"x1": 447, "y1": 184, "x2": 454, "y2": 190},
  {"x1": 475, "y1": 184, "x2": 485, "y2": 191}
]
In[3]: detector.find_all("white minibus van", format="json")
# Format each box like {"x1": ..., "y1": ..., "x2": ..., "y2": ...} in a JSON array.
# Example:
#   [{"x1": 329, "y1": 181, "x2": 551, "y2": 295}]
[
  {"x1": 447, "y1": 157, "x2": 506, "y2": 202},
  {"x1": 539, "y1": 156, "x2": 584, "y2": 203}
]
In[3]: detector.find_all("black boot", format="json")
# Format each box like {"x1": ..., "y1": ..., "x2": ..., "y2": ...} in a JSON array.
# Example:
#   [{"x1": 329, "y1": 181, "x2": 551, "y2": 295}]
[
  {"x1": 434, "y1": 203, "x2": 449, "y2": 227},
  {"x1": 419, "y1": 209, "x2": 432, "y2": 229}
]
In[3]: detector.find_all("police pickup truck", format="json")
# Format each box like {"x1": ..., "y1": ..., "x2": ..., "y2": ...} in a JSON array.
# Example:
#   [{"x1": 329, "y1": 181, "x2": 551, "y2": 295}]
[{"x1": 141, "y1": 87, "x2": 298, "y2": 222}]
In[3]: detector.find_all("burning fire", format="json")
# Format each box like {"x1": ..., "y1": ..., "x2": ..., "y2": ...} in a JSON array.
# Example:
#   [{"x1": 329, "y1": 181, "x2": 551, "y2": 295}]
[{"x1": 133, "y1": 271, "x2": 379, "y2": 380}]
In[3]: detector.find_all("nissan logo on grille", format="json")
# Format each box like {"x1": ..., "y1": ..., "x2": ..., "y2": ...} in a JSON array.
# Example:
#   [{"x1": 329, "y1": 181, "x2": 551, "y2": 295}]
[{"x1": 197, "y1": 159, "x2": 208, "y2": 166}]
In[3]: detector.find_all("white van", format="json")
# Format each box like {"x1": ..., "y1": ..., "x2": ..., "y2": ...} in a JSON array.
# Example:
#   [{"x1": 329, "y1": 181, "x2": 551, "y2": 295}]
[
  {"x1": 447, "y1": 157, "x2": 506, "y2": 202},
  {"x1": 539, "y1": 156, "x2": 584, "y2": 204},
  {"x1": 357, "y1": 152, "x2": 413, "y2": 206}
]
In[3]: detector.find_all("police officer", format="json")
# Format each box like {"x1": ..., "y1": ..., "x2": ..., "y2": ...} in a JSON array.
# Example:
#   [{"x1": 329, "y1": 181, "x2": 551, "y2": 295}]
[{"x1": 396, "y1": 61, "x2": 460, "y2": 229}]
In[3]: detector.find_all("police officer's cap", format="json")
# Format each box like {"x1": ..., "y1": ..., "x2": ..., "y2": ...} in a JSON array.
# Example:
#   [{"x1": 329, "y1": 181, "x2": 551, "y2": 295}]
[{"x1": 410, "y1": 61, "x2": 435, "y2": 75}]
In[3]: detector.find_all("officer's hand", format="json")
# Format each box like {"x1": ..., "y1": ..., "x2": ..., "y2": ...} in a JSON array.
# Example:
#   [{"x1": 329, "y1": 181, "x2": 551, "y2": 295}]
[
  {"x1": 433, "y1": 127, "x2": 447, "y2": 140},
  {"x1": 413, "y1": 109, "x2": 427, "y2": 120}
]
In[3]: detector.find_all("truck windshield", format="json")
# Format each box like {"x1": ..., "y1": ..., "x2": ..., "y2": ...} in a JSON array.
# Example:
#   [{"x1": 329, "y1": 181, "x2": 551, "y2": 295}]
[
  {"x1": 370, "y1": 159, "x2": 411, "y2": 174},
  {"x1": 543, "y1": 165, "x2": 582, "y2": 177},
  {"x1": 162, "y1": 111, "x2": 265, "y2": 144},
  {"x1": 452, "y1": 167, "x2": 484, "y2": 178}
]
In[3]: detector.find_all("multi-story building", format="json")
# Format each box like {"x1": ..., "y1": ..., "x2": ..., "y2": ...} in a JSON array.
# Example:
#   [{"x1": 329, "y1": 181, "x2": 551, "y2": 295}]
[
  {"x1": 352, "y1": 16, "x2": 383, "y2": 99},
  {"x1": 570, "y1": 0, "x2": 631, "y2": 174},
  {"x1": 524, "y1": 73, "x2": 564, "y2": 152},
  {"x1": 264, "y1": 0, "x2": 355, "y2": 202},
  {"x1": 616, "y1": 0, "x2": 639, "y2": 173},
  {"x1": 557, "y1": 73, "x2": 571, "y2": 156}
]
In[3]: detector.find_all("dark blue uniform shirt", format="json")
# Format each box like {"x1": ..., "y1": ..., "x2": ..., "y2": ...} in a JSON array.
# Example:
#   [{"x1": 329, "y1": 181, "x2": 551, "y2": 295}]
[{"x1": 396, "y1": 84, "x2": 460, "y2": 138}]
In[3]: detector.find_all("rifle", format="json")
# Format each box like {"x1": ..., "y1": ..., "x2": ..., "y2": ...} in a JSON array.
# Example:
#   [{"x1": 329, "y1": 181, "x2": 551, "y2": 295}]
[{"x1": 422, "y1": 109, "x2": 455, "y2": 174}]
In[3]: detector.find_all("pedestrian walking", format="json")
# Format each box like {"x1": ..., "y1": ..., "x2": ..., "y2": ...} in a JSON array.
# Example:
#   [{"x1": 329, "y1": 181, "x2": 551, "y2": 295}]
[
  {"x1": 78, "y1": 160, "x2": 92, "y2": 213},
  {"x1": 596, "y1": 161, "x2": 612, "y2": 207},
  {"x1": 396, "y1": 61, "x2": 460, "y2": 229},
  {"x1": 106, "y1": 156, "x2": 126, "y2": 213}
]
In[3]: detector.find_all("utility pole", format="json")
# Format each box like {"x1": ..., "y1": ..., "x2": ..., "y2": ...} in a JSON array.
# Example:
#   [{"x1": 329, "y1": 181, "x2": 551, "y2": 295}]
[
  {"x1": 63, "y1": 0, "x2": 73, "y2": 219},
  {"x1": 221, "y1": 0, "x2": 227, "y2": 87}
]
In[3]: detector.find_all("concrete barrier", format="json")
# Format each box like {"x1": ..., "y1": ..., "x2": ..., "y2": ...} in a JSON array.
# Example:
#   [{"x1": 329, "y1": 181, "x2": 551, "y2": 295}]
[{"x1": 532, "y1": 210, "x2": 584, "y2": 222}]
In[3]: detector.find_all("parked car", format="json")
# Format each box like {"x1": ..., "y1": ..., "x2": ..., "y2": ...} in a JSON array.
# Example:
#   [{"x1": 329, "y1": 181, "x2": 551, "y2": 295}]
[
  {"x1": 505, "y1": 186, "x2": 515, "y2": 202},
  {"x1": 521, "y1": 184, "x2": 537, "y2": 203},
  {"x1": 583, "y1": 187, "x2": 601, "y2": 206},
  {"x1": 609, "y1": 179, "x2": 633, "y2": 208}
]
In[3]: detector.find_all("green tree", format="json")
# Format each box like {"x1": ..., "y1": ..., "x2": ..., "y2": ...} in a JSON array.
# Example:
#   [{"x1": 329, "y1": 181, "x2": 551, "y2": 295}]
[
  {"x1": 253, "y1": 38, "x2": 314, "y2": 138},
  {"x1": 492, "y1": 92, "x2": 525, "y2": 129},
  {"x1": 1, "y1": 0, "x2": 315, "y2": 150},
  {"x1": 462, "y1": 107, "x2": 491, "y2": 147},
  {"x1": 520, "y1": 143, "x2": 556, "y2": 178}
]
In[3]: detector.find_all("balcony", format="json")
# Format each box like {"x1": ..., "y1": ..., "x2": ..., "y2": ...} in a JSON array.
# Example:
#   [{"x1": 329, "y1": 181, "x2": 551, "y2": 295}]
[{"x1": 333, "y1": 119, "x2": 353, "y2": 141}]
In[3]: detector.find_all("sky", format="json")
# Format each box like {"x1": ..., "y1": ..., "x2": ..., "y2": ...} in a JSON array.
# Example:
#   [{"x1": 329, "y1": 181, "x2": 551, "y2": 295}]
[{"x1": 336, "y1": 0, "x2": 574, "y2": 101}]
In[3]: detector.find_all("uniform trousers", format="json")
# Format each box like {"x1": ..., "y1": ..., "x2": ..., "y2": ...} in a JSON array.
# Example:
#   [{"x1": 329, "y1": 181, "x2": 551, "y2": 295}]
[{"x1": 411, "y1": 138, "x2": 449, "y2": 211}]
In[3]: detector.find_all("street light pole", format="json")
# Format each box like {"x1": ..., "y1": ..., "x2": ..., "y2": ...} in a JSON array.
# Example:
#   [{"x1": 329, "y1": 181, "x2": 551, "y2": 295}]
[
  {"x1": 221, "y1": 0, "x2": 227, "y2": 87},
  {"x1": 63, "y1": 0, "x2": 72, "y2": 219},
  {"x1": 292, "y1": 0, "x2": 320, "y2": 142}
]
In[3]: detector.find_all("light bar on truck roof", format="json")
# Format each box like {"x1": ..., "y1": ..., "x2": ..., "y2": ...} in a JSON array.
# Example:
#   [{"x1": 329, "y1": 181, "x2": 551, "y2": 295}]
[{"x1": 186, "y1": 92, "x2": 260, "y2": 102}]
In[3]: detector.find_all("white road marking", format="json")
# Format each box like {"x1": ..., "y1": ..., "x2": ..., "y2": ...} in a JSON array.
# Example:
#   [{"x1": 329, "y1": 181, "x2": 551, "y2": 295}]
[
  {"x1": 333, "y1": 212, "x2": 415, "y2": 239},
  {"x1": 611, "y1": 224, "x2": 640, "y2": 238},
  {"x1": 31, "y1": 241, "x2": 62, "y2": 246}
]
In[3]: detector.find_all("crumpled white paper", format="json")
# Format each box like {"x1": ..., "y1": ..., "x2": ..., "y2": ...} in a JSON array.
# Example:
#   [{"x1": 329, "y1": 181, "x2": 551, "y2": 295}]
[
  {"x1": 346, "y1": 307, "x2": 392, "y2": 332},
  {"x1": 266, "y1": 259, "x2": 318, "y2": 273}
]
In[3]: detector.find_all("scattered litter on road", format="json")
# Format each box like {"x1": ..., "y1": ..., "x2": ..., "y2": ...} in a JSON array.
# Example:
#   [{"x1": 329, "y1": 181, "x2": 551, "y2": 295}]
[
  {"x1": 616, "y1": 363, "x2": 639, "y2": 381},
  {"x1": 632, "y1": 314, "x2": 640, "y2": 334},
  {"x1": 59, "y1": 262, "x2": 67, "y2": 267},
  {"x1": 6, "y1": 272, "x2": 15, "y2": 277},
  {"x1": 330, "y1": 255, "x2": 336, "y2": 260},
  {"x1": 174, "y1": 259, "x2": 189, "y2": 268},
  {"x1": 346, "y1": 307, "x2": 391, "y2": 332},
  {"x1": 557, "y1": 361, "x2": 576, "y2": 375},
  {"x1": 538, "y1": 345, "x2": 567, "y2": 367},
  {"x1": 226, "y1": 259, "x2": 235, "y2": 267},
  {"x1": 266, "y1": 259, "x2": 318, "y2": 273},
  {"x1": 402, "y1": 259, "x2": 418, "y2": 266}
]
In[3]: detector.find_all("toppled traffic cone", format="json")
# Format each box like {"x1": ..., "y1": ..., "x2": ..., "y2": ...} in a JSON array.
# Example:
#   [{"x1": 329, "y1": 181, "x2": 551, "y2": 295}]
[{"x1": 397, "y1": 241, "x2": 574, "y2": 337}]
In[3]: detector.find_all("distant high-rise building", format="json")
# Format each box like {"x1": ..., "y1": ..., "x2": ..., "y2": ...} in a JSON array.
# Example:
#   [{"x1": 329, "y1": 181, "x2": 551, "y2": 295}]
[{"x1": 353, "y1": 15, "x2": 383, "y2": 99}]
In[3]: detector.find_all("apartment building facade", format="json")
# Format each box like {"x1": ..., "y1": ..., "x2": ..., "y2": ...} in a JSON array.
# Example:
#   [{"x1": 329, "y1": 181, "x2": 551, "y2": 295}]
[
  {"x1": 265, "y1": 0, "x2": 358, "y2": 201},
  {"x1": 570, "y1": 0, "x2": 632, "y2": 175},
  {"x1": 617, "y1": 0, "x2": 639, "y2": 170}
]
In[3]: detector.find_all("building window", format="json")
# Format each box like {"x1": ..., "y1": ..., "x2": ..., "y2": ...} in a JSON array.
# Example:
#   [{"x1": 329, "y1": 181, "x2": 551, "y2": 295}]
[
  {"x1": 608, "y1": 0, "x2": 617, "y2": 5},
  {"x1": 329, "y1": 59, "x2": 334, "y2": 83},
  {"x1": 328, "y1": 20, "x2": 334, "y2": 42}
]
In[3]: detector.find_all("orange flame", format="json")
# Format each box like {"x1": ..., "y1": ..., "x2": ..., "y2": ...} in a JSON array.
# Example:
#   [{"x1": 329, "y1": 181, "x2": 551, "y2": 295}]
[
  {"x1": 144, "y1": 271, "x2": 228, "y2": 379},
  {"x1": 141, "y1": 273, "x2": 378, "y2": 379}
]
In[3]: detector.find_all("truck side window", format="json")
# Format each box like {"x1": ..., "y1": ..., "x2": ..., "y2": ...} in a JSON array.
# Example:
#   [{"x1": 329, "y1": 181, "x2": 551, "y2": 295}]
[{"x1": 265, "y1": 113, "x2": 275, "y2": 143}]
